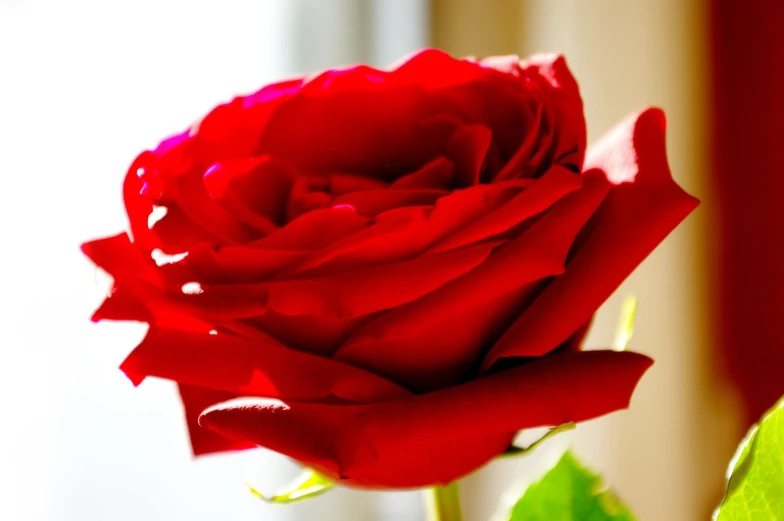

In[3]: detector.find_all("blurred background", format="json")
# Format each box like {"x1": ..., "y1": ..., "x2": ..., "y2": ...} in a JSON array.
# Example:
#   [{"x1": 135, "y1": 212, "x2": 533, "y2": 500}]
[{"x1": 1, "y1": 0, "x2": 781, "y2": 519}]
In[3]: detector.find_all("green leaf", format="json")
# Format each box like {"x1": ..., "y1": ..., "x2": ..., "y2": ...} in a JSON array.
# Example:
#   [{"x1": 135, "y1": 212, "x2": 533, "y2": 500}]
[
  {"x1": 503, "y1": 451, "x2": 636, "y2": 521},
  {"x1": 714, "y1": 396, "x2": 784, "y2": 520},
  {"x1": 246, "y1": 468, "x2": 334, "y2": 504},
  {"x1": 612, "y1": 296, "x2": 637, "y2": 352}
]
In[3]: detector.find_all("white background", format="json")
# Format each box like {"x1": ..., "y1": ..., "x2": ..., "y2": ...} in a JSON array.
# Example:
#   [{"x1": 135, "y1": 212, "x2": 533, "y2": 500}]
[{"x1": 0, "y1": 1, "x2": 426, "y2": 519}]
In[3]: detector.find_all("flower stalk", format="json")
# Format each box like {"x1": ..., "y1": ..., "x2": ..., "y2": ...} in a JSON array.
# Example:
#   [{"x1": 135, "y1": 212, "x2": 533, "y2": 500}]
[{"x1": 425, "y1": 482, "x2": 463, "y2": 521}]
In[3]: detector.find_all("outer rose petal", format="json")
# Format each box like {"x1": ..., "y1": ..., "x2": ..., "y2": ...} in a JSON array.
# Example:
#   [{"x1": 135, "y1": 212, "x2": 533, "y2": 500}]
[
  {"x1": 169, "y1": 243, "x2": 310, "y2": 285},
  {"x1": 125, "y1": 79, "x2": 304, "y2": 253},
  {"x1": 129, "y1": 149, "x2": 259, "y2": 251},
  {"x1": 191, "y1": 78, "x2": 304, "y2": 163},
  {"x1": 481, "y1": 108, "x2": 699, "y2": 370},
  {"x1": 121, "y1": 327, "x2": 410, "y2": 403},
  {"x1": 334, "y1": 170, "x2": 606, "y2": 391},
  {"x1": 178, "y1": 383, "x2": 254, "y2": 455},
  {"x1": 199, "y1": 350, "x2": 652, "y2": 488},
  {"x1": 82, "y1": 234, "x2": 156, "y2": 322},
  {"x1": 82, "y1": 233, "x2": 212, "y2": 331},
  {"x1": 176, "y1": 240, "x2": 502, "y2": 320},
  {"x1": 390, "y1": 49, "x2": 500, "y2": 89},
  {"x1": 81, "y1": 232, "x2": 159, "y2": 287}
]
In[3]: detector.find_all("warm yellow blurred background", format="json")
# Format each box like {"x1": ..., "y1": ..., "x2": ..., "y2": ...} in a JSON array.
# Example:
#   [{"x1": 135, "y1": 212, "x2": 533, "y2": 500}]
[
  {"x1": 433, "y1": 3, "x2": 740, "y2": 521},
  {"x1": 0, "y1": 1, "x2": 758, "y2": 520}
]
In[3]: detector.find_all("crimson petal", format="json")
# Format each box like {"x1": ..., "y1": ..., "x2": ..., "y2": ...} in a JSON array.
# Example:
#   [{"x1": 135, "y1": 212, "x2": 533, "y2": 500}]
[
  {"x1": 335, "y1": 171, "x2": 607, "y2": 391},
  {"x1": 82, "y1": 233, "x2": 211, "y2": 330},
  {"x1": 516, "y1": 54, "x2": 586, "y2": 171},
  {"x1": 447, "y1": 124, "x2": 492, "y2": 187},
  {"x1": 428, "y1": 164, "x2": 582, "y2": 254},
  {"x1": 288, "y1": 181, "x2": 526, "y2": 275},
  {"x1": 178, "y1": 383, "x2": 254, "y2": 456},
  {"x1": 332, "y1": 188, "x2": 448, "y2": 219},
  {"x1": 121, "y1": 327, "x2": 409, "y2": 402},
  {"x1": 251, "y1": 205, "x2": 368, "y2": 251},
  {"x1": 203, "y1": 156, "x2": 295, "y2": 233},
  {"x1": 391, "y1": 157, "x2": 455, "y2": 190},
  {"x1": 481, "y1": 108, "x2": 699, "y2": 370},
  {"x1": 175, "y1": 240, "x2": 502, "y2": 320},
  {"x1": 199, "y1": 350, "x2": 652, "y2": 488}
]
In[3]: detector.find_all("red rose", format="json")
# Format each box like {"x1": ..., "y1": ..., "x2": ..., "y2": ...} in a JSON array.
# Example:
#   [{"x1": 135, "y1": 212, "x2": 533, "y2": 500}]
[{"x1": 82, "y1": 49, "x2": 697, "y2": 488}]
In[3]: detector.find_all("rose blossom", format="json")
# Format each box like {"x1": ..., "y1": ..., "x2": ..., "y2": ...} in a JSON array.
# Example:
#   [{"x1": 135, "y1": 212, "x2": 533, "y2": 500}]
[{"x1": 82, "y1": 49, "x2": 698, "y2": 488}]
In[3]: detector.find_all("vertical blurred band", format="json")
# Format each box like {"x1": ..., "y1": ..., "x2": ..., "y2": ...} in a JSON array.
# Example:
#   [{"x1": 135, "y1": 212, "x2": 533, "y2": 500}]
[{"x1": 710, "y1": 0, "x2": 784, "y2": 426}]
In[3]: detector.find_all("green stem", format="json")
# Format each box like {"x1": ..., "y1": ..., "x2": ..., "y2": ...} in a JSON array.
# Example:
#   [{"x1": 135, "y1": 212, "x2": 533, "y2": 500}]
[{"x1": 424, "y1": 482, "x2": 463, "y2": 521}]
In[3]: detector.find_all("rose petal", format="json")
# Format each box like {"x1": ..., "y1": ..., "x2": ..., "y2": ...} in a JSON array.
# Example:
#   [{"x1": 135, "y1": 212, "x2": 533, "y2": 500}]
[
  {"x1": 81, "y1": 233, "x2": 159, "y2": 286},
  {"x1": 447, "y1": 124, "x2": 493, "y2": 187},
  {"x1": 335, "y1": 173, "x2": 607, "y2": 391},
  {"x1": 129, "y1": 152, "x2": 203, "y2": 254},
  {"x1": 192, "y1": 78, "x2": 303, "y2": 162},
  {"x1": 89, "y1": 287, "x2": 153, "y2": 324},
  {"x1": 296, "y1": 49, "x2": 509, "y2": 96},
  {"x1": 202, "y1": 156, "x2": 295, "y2": 233},
  {"x1": 121, "y1": 327, "x2": 409, "y2": 402},
  {"x1": 124, "y1": 145, "x2": 213, "y2": 254},
  {"x1": 258, "y1": 49, "x2": 558, "y2": 181},
  {"x1": 328, "y1": 173, "x2": 388, "y2": 196},
  {"x1": 338, "y1": 350, "x2": 652, "y2": 487},
  {"x1": 130, "y1": 145, "x2": 260, "y2": 248},
  {"x1": 170, "y1": 243, "x2": 310, "y2": 284},
  {"x1": 511, "y1": 54, "x2": 586, "y2": 172},
  {"x1": 390, "y1": 49, "x2": 494, "y2": 88},
  {"x1": 82, "y1": 233, "x2": 213, "y2": 330},
  {"x1": 176, "y1": 240, "x2": 503, "y2": 320},
  {"x1": 428, "y1": 164, "x2": 583, "y2": 254},
  {"x1": 201, "y1": 398, "x2": 355, "y2": 476},
  {"x1": 260, "y1": 84, "x2": 435, "y2": 177},
  {"x1": 332, "y1": 188, "x2": 448, "y2": 218},
  {"x1": 261, "y1": 240, "x2": 502, "y2": 318},
  {"x1": 167, "y1": 168, "x2": 260, "y2": 244},
  {"x1": 491, "y1": 101, "x2": 545, "y2": 181},
  {"x1": 336, "y1": 287, "x2": 539, "y2": 393},
  {"x1": 285, "y1": 177, "x2": 333, "y2": 222},
  {"x1": 241, "y1": 311, "x2": 378, "y2": 357},
  {"x1": 288, "y1": 181, "x2": 527, "y2": 275},
  {"x1": 391, "y1": 157, "x2": 456, "y2": 190},
  {"x1": 430, "y1": 80, "x2": 536, "y2": 162},
  {"x1": 481, "y1": 108, "x2": 699, "y2": 370},
  {"x1": 199, "y1": 350, "x2": 652, "y2": 487},
  {"x1": 178, "y1": 383, "x2": 254, "y2": 455},
  {"x1": 484, "y1": 54, "x2": 585, "y2": 180},
  {"x1": 250, "y1": 205, "x2": 369, "y2": 251},
  {"x1": 552, "y1": 318, "x2": 593, "y2": 354},
  {"x1": 127, "y1": 78, "x2": 304, "y2": 250}
]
